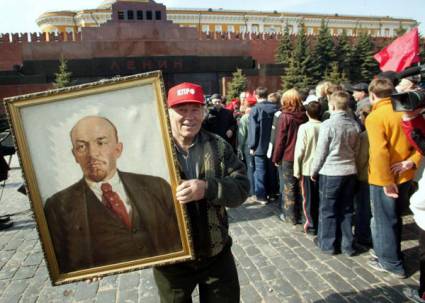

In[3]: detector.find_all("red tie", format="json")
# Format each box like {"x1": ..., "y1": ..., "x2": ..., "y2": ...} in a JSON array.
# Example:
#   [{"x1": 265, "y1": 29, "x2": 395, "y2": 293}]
[{"x1": 101, "y1": 183, "x2": 132, "y2": 230}]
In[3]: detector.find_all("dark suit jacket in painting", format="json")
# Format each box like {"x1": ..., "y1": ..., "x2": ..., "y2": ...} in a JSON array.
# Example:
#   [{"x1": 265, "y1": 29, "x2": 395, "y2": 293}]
[{"x1": 44, "y1": 171, "x2": 182, "y2": 273}]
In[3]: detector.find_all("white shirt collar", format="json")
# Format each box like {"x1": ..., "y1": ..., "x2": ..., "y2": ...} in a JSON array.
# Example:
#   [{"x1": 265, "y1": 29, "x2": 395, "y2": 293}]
[{"x1": 86, "y1": 171, "x2": 132, "y2": 214}]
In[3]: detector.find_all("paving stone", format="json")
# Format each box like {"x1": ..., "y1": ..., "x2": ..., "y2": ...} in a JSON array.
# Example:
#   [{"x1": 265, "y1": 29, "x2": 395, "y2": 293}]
[
  {"x1": 352, "y1": 266, "x2": 382, "y2": 284},
  {"x1": 280, "y1": 267, "x2": 310, "y2": 291},
  {"x1": 245, "y1": 245, "x2": 261, "y2": 256},
  {"x1": 251, "y1": 254, "x2": 271, "y2": 268},
  {"x1": 117, "y1": 289, "x2": 138, "y2": 303},
  {"x1": 240, "y1": 284, "x2": 261, "y2": 303},
  {"x1": 270, "y1": 278, "x2": 298, "y2": 298},
  {"x1": 259, "y1": 265, "x2": 279, "y2": 281},
  {"x1": 300, "y1": 289, "x2": 324, "y2": 302},
  {"x1": 118, "y1": 272, "x2": 140, "y2": 289},
  {"x1": 73, "y1": 282, "x2": 99, "y2": 301},
  {"x1": 321, "y1": 272, "x2": 357, "y2": 293},
  {"x1": 13, "y1": 265, "x2": 38, "y2": 280},
  {"x1": 0, "y1": 280, "x2": 30, "y2": 303},
  {"x1": 292, "y1": 246, "x2": 316, "y2": 261},
  {"x1": 22, "y1": 253, "x2": 43, "y2": 267},
  {"x1": 323, "y1": 258, "x2": 357, "y2": 280},
  {"x1": 98, "y1": 275, "x2": 118, "y2": 291},
  {"x1": 298, "y1": 270, "x2": 332, "y2": 292}
]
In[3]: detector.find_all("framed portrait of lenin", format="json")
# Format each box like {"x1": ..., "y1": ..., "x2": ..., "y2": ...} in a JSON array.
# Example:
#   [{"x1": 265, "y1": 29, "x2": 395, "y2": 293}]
[{"x1": 4, "y1": 71, "x2": 193, "y2": 285}]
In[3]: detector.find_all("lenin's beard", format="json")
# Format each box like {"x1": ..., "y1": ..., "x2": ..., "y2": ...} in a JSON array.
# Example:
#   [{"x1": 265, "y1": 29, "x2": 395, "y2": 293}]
[{"x1": 86, "y1": 160, "x2": 108, "y2": 182}]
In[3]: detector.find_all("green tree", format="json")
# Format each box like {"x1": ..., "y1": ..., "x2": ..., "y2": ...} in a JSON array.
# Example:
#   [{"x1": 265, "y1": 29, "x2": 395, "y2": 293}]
[
  {"x1": 334, "y1": 30, "x2": 352, "y2": 79},
  {"x1": 226, "y1": 68, "x2": 247, "y2": 100},
  {"x1": 275, "y1": 22, "x2": 292, "y2": 71},
  {"x1": 54, "y1": 55, "x2": 72, "y2": 88},
  {"x1": 310, "y1": 19, "x2": 335, "y2": 82},
  {"x1": 356, "y1": 32, "x2": 379, "y2": 82},
  {"x1": 324, "y1": 62, "x2": 347, "y2": 84},
  {"x1": 282, "y1": 20, "x2": 312, "y2": 89},
  {"x1": 281, "y1": 57, "x2": 310, "y2": 91},
  {"x1": 349, "y1": 37, "x2": 362, "y2": 82},
  {"x1": 293, "y1": 20, "x2": 310, "y2": 69}
]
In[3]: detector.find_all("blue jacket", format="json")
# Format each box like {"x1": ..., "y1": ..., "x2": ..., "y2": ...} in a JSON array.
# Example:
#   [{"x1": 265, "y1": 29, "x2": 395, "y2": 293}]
[{"x1": 248, "y1": 101, "x2": 280, "y2": 156}]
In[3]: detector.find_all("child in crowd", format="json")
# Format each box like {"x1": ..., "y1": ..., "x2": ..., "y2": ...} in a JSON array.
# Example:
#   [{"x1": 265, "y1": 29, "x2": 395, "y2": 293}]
[
  {"x1": 311, "y1": 91, "x2": 360, "y2": 256},
  {"x1": 293, "y1": 100, "x2": 322, "y2": 235},
  {"x1": 272, "y1": 89, "x2": 307, "y2": 224}
]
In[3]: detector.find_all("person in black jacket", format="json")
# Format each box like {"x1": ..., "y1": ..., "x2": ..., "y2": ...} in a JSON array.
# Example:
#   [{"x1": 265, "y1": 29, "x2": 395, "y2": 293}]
[
  {"x1": 203, "y1": 94, "x2": 237, "y2": 149},
  {"x1": 248, "y1": 87, "x2": 280, "y2": 204}
]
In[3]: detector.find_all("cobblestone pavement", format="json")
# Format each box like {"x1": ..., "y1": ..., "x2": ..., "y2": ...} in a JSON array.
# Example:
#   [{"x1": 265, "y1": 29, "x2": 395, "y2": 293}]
[{"x1": 0, "y1": 156, "x2": 421, "y2": 302}]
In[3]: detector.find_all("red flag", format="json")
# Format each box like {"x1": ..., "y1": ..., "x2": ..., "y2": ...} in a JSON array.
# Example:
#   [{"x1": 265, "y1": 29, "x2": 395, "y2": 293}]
[{"x1": 374, "y1": 27, "x2": 420, "y2": 72}]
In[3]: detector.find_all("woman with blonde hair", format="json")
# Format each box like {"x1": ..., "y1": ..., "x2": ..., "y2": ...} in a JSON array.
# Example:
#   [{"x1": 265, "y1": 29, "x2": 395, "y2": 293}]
[{"x1": 272, "y1": 88, "x2": 307, "y2": 223}]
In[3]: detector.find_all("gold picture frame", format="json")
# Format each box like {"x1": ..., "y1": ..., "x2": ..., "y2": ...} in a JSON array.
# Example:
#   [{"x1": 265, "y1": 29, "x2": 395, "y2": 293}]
[{"x1": 4, "y1": 71, "x2": 193, "y2": 285}]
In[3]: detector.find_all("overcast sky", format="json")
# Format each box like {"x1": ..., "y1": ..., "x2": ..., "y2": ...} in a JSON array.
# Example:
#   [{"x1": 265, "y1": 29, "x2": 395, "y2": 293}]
[{"x1": 0, "y1": 0, "x2": 423, "y2": 34}]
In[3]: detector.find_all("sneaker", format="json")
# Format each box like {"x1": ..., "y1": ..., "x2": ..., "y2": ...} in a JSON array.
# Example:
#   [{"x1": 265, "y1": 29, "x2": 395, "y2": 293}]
[
  {"x1": 279, "y1": 214, "x2": 286, "y2": 222},
  {"x1": 0, "y1": 221, "x2": 13, "y2": 231},
  {"x1": 0, "y1": 215, "x2": 10, "y2": 223},
  {"x1": 369, "y1": 249, "x2": 377, "y2": 259},
  {"x1": 403, "y1": 287, "x2": 425, "y2": 303},
  {"x1": 367, "y1": 258, "x2": 406, "y2": 279},
  {"x1": 256, "y1": 198, "x2": 268, "y2": 205}
]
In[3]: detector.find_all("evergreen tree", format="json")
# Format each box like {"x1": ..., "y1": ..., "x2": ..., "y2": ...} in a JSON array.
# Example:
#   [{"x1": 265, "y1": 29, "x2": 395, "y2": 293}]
[
  {"x1": 356, "y1": 32, "x2": 379, "y2": 82},
  {"x1": 275, "y1": 22, "x2": 292, "y2": 72},
  {"x1": 226, "y1": 68, "x2": 247, "y2": 100},
  {"x1": 54, "y1": 55, "x2": 72, "y2": 88},
  {"x1": 349, "y1": 37, "x2": 362, "y2": 82},
  {"x1": 293, "y1": 20, "x2": 310, "y2": 68},
  {"x1": 334, "y1": 30, "x2": 352, "y2": 79},
  {"x1": 281, "y1": 57, "x2": 310, "y2": 91},
  {"x1": 310, "y1": 19, "x2": 335, "y2": 82},
  {"x1": 324, "y1": 62, "x2": 347, "y2": 84},
  {"x1": 282, "y1": 20, "x2": 312, "y2": 89}
]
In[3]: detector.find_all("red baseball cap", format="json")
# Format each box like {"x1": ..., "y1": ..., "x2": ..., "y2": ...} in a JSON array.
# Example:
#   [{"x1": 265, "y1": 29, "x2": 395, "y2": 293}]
[
  {"x1": 167, "y1": 82, "x2": 205, "y2": 107},
  {"x1": 245, "y1": 93, "x2": 257, "y2": 106}
]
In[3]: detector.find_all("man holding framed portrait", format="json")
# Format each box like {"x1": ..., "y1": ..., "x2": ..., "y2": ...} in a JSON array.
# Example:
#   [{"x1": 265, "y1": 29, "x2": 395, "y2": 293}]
[{"x1": 153, "y1": 83, "x2": 249, "y2": 302}]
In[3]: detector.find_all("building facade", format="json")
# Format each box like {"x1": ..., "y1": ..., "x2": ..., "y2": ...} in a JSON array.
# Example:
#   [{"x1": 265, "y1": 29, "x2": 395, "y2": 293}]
[{"x1": 36, "y1": 0, "x2": 417, "y2": 38}]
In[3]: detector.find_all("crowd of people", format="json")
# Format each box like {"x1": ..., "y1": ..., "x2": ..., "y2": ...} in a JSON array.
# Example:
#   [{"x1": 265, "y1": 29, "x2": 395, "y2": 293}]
[{"x1": 202, "y1": 74, "x2": 425, "y2": 303}]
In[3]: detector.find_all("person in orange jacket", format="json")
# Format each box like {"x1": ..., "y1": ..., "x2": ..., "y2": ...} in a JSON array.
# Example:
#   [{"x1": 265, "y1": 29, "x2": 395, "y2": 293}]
[{"x1": 365, "y1": 77, "x2": 422, "y2": 279}]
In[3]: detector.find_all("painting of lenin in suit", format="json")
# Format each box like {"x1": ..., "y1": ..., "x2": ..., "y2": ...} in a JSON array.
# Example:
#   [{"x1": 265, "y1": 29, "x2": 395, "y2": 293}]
[{"x1": 44, "y1": 115, "x2": 182, "y2": 273}]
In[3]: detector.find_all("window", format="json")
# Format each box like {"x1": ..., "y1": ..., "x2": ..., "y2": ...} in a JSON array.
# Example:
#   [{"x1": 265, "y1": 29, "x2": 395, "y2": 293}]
[
  {"x1": 202, "y1": 24, "x2": 210, "y2": 32},
  {"x1": 146, "y1": 11, "x2": 152, "y2": 20},
  {"x1": 215, "y1": 25, "x2": 222, "y2": 32},
  {"x1": 384, "y1": 28, "x2": 390, "y2": 36},
  {"x1": 265, "y1": 26, "x2": 276, "y2": 33},
  {"x1": 251, "y1": 25, "x2": 258, "y2": 33},
  {"x1": 137, "y1": 10, "x2": 143, "y2": 20},
  {"x1": 118, "y1": 11, "x2": 124, "y2": 20},
  {"x1": 127, "y1": 10, "x2": 134, "y2": 20},
  {"x1": 227, "y1": 25, "x2": 235, "y2": 32},
  {"x1": 155, "y1": 11, "x2": 161, "y2": 20},
  {"x1": 240, "y1": 25, "x2": 247, "y2": 33}
]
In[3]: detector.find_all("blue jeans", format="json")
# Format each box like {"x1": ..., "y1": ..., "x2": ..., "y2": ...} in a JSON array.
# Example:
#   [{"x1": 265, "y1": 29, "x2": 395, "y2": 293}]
[
  {"x1": 253, "y1": 155, "x2": 273, "y2": 200},
  {"x1": 354, "y1": 181, "x2": 372, "y2": 245},
  {"x1": 318, "y1": 174, "x2": 356, "y2": 254},
  {"x1": 370, "y1": 182, "x2": 411, "y2": 274}
]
